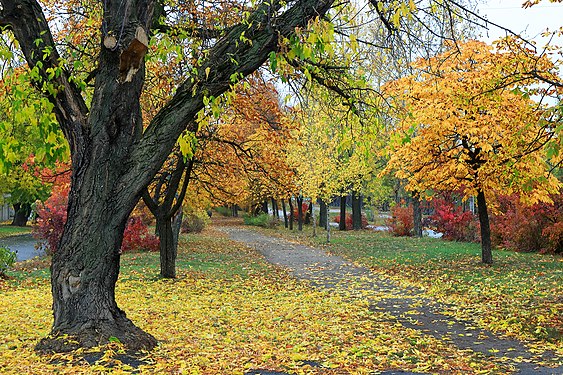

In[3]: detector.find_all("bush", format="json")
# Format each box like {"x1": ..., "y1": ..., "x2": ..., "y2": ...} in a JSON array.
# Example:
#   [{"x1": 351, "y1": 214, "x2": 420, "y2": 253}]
[
  {"x1": 121, "y1": 217, "x2": 160, "y2": 253},
  {"x1": 429, "y1": 198, "x2": 479, "y2": 242},
  {"x1": 181, "y1": 211, "x2": 210, "y2": 233},
  {"x1": 243, "y1": 213, "x2": 278, "y2": 228},
  {"x1": 491, "y1": 193, "x2": 562, "y2": 254},
  {"x1": 291, "y1": 202, "x2": 309, "y2": 222},
  {"x1": 0, "y1": 246, "x2": 17, "y2": 277},
  {"x1": 33, "y1": 185, "x2": 68, "y2": 255},
  {"x1": 34, "y1": 185, "x2": 159, "y2": 254},
  {"x1": 385, "y1": 205, "x2": 413, "y2": 236},
  {"x1": 334, "y1": 213, "x2": 369, "y2": 231}
]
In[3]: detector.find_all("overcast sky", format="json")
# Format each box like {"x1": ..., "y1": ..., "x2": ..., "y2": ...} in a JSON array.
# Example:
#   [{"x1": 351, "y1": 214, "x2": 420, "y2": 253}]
[{"x1": 477, "y1": 0, "x2": 562, "y2": 46}]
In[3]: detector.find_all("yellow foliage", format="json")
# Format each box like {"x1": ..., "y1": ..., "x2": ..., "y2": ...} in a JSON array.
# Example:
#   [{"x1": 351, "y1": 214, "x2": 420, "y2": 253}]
[{"x1": 384, "y1": 39, "x2": 561, "y2": 203}]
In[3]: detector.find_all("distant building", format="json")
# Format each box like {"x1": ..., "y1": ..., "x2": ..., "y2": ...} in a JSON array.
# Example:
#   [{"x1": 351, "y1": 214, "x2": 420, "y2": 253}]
[{"x1": 0, "y1": 195, "x2": 14, "y2": 222}]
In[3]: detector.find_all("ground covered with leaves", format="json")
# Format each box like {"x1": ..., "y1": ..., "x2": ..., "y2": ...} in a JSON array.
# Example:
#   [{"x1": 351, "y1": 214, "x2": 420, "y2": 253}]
[
  {"x1": 0, "y1": 224, "x2": 543, "y2": 374},
  {"x1": 275, "y1": 228, "x2": 562, "y2": 358}
]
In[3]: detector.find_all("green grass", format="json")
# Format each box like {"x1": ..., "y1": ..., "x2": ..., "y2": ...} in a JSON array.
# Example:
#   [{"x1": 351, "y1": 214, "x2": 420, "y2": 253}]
[{"x1": 0, "y1": 225, "x2": 32, "y2": 239}]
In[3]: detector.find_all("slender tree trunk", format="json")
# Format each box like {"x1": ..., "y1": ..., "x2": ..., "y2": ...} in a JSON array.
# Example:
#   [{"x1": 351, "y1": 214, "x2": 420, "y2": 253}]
[
  {"x1": 11, "y1": 202, "x2": 31, "y2": 227},
  {"x1": 271, "y1": 198, "x2": 278, "y2": 219},
  {"x1": 477, "y1": 190, "x2": 493, "y2": 264},
  {"x1": 297, "y1": 195, "x2": 303, "y2": 231},
  {"x1": 339, "y1": 195, "x2": 347, "y2": 231},
  {"x1": 311, "y1": 202, "x2": 317, "y2": 237},
  {"x1": 232, "y1": 205, "x2": 238, "y2": 217},
  {"x1": 155, "y1": 214, "x2": 176, "y2": 278},
  {"x1": 326, "y1": 204, "x2": 331, "y2": 243},
  {"x1": 319, "y1": 199, "x2": 328, "y2": 229},
  {"x1": 351, "y1": 191, "x2": 361, "y2": 230},
  {"x1": 261, "y1": 200, "x2": 269, "y2": 215},
  {"x1": 282, "y1": 199, "x2": 288, "y2": 228},
  {"x1": 412, "y1": 192, "x2": 423, "y2": 238},
  {"x1": 288, "y1": 198, "x2": 294, "y2": 230}
]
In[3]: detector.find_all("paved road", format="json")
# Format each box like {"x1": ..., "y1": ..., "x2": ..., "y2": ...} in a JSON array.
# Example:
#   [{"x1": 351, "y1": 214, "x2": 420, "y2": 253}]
[
  {"x1": 0, "y1": 234, "x2": 44, "y2": 262},
  {"x1": 218, "y1": 225, "x2": 563, "y2": 375}
]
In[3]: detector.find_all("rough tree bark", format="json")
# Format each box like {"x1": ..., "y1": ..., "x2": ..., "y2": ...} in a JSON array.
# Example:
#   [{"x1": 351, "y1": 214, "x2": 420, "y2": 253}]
[
  {"x1": 476, "y1": 190, "x2": 493, "y2": 264},
  {"x1": 0, "y1": 0, "x2": 335, "y2": 352}
]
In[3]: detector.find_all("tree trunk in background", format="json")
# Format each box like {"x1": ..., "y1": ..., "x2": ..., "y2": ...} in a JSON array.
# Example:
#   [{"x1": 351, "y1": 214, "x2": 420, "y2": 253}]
[
  {"x1": 288, "y1": 198, "x2": 294, "y2": 230},
  {"x1": 155, "y1": 215, "x2": 177, "y2": 278},
  {"x1": 339, "y1": 195, "x2": 347, "y2": 231},
  {"x1": 271, "y1": 198, "x2": 278, "y2": 218},
  {"x1": 261, "y1": 200, "x2": 269, "y2": 215},
  {"x1": 11, "y1": 202, "x2": 31, "y2": 226},
  {"x1": 297, "y1": 195, "x2": 303, "y2": 231},
  {"x1": 231, "y1": 205, "x2": 238, "y2": 217},
  {"x1": 477, "y1": 190, "x2": 493, "y2": 264},
  {"x1": 412, "y1": 192, "x2": 423, "y2": 238},
  {"x1": 319, "y1": 199, "x2": 328, "y2": 229},
  {"x1": 282, "y1": 199, "x2": 288, "y2": 228},
  {"x1": 351, "y1": 191, "x2": 361, "y2": 230}
]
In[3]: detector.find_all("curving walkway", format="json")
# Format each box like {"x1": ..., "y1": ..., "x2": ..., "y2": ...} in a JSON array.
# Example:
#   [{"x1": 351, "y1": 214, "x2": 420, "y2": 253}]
[{"x1": 217, "y1": 225, "x2": 562, "y2": 375}]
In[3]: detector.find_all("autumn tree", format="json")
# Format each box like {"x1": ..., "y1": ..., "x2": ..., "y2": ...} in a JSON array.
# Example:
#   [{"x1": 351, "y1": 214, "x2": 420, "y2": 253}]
[
  {"x1": 384, "y1": 39, "x2": 562, "y2": 264},
  {"x1": 0, "y1": 0, "x2": 338, "y2": 352}
]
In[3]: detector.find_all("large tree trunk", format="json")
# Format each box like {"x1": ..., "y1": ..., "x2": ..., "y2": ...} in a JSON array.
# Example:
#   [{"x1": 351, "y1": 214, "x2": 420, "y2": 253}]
[
  {"x1": 351, "y1": 191, "x2": 361, "y2": 230},
  {"x1": 476, "y1": 190, "x2": 493, "y2": 264},
  {"x1": 412, "y1": 192, "x2": 423, "y2": 238},
  {"x1": 11, "y1": 202, "x2": 31, "y2": 227},
  {"x1": 339, "y1": 194, "x2": 347, "y2": 231},
  {"x1": 2, "y1": 0, "x2": 335, "y2": 354}
]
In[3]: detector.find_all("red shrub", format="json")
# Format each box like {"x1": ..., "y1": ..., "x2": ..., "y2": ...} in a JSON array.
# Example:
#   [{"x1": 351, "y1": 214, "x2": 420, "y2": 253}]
[
  {"x1": 121, "y1": 217, "x2": 159, "y2": 253},
  {"x1": 334, "y1": 213, "x2": 368, "y2": 230},
  {"x1": 430, "y1": 199, "x2": 479, "y2": 242},
  {"x1": 34, "y1": 186, "x2": 159, "y2": 254},
  {"x1": 491, "y1": 193, "x2": 562, "y2": 254},
  {"x1": 33, "y1": 185, "x2": 68, "y2": 255},
  {"x1": 385, "y1": 205, "x2": 413, "y2": 236}
]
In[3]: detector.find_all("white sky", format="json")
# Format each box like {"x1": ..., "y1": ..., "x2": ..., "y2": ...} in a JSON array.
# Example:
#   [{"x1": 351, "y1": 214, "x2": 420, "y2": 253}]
[{"x1": 477, "y1": 0, "x2": 562, "y2": 47}]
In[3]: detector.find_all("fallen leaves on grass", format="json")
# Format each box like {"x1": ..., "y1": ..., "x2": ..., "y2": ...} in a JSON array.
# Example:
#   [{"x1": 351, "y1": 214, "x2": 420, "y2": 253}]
[{"x1": 0, "y1": 231, "x2": 511, "y2": 374}]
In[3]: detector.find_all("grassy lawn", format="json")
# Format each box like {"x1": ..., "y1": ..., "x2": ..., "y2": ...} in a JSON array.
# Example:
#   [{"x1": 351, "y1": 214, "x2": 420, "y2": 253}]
[
  {"x1": 0, "y1": 225, "x2": 516, "y2": 374},
  {"x1": 266, "y1": 225, "x2": 563, "y2": 355},
  {"x1": 0, "y1": 224, "x2": 32, "y2": 239}
]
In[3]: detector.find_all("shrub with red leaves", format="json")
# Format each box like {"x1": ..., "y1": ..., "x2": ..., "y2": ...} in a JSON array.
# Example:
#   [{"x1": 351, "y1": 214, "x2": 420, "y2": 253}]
[
  {"x1": 334, "y1": 213, "x2": 368, "y2": 230},
  {"x1": 33, "y1": 185, "x2": 68, "y2": 255},
  {"x1": 385, "y1": 205, "x2": 413, "y2": 236},
  {"x1": 429, "y1": 198, "x2": 479, "y2": 242},
  {"x1": 34, "y1": 186, "x2": 159, "y2": 254},
  {"x1": 121, "y1": 217, "x2": 159, "y2": 253},
  {"x1": 491, "y1": 193, "x2": 562, "y2": 254}
]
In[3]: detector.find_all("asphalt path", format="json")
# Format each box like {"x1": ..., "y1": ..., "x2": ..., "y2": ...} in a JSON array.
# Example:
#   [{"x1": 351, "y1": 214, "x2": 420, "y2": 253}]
[{"x1": 0, "y1": 234, "x2": 44, "y2": 262}]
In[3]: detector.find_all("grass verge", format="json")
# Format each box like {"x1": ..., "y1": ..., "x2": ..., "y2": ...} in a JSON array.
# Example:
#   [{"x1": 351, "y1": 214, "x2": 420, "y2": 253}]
[{"x1": 266, "y1": 225, "x2": 563, "y2": 356}]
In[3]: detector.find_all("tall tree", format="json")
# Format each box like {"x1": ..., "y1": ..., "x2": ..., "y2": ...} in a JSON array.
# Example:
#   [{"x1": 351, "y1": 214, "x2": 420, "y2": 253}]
[
  {"x1": 0, "y1": 0, "x2": 335, "y2": 352},
  {"x1": 384, "y1": 39, "x2": 562, "y2": 264}
]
